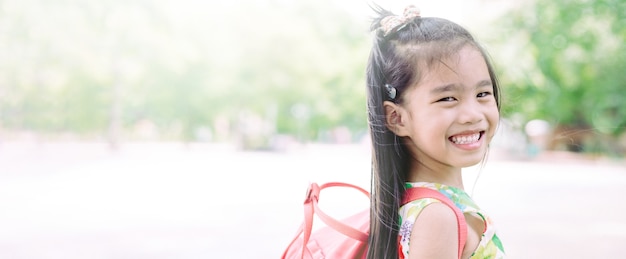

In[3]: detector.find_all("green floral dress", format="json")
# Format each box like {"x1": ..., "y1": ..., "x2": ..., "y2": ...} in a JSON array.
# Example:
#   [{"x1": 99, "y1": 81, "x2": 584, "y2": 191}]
[{"x1": 398, "y1": 182, "x2": 505, "y2": 258}]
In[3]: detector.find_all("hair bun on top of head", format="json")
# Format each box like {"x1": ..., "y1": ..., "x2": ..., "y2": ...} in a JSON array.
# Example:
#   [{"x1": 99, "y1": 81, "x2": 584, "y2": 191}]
[{"x1": 380, "y1": 5, "x2": 421, "y2": 37}]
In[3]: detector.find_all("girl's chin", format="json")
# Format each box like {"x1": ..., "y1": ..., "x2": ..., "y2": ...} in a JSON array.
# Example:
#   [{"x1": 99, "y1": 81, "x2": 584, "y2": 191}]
[
  {"x1": 458, "y1": 160, "x2": 483, "y2": 168},
  {"x1": 454, "y1": 152, "x2": 488, "y2": 168}
]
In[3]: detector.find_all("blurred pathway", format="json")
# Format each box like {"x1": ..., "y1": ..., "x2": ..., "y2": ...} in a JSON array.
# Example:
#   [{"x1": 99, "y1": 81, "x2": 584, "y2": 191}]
[{"x1": 0, "y1": 142, "x2": 624, "y2": 258}]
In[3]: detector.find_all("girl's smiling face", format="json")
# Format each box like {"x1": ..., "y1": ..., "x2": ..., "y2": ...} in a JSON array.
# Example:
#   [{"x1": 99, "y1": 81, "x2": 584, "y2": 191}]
[{"x1": 386, "y1": 44, "x2": 500, "y2": 173}]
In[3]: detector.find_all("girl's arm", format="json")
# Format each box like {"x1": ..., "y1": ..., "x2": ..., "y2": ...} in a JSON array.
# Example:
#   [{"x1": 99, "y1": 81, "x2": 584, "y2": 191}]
[{"x1": 408, "y1": 202, "x2": 459, "y2": 259}]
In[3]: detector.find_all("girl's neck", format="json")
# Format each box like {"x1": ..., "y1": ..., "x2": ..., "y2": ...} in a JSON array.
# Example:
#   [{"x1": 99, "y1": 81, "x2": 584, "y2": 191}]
[{"x1": 406, "y1": 159, "x2": 465, "y2": 189}]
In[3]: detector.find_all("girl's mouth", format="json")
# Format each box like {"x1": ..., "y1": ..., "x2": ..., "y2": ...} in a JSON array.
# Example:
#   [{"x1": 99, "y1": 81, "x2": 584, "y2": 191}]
[{"x1": 449, "y1": 131, "x2": 484, "y2": 145}]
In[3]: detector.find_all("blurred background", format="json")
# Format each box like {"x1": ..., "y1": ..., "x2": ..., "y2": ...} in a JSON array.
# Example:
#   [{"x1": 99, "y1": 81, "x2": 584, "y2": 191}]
[{"x1": 0, "y1": 0, "x2": 624, "y2": 258}]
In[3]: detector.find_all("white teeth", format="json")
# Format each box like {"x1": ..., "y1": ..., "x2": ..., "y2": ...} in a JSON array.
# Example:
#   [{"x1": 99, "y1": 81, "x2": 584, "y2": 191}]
[{"x1": 451, "y1": 133, "x2": 480, "y2": 144}]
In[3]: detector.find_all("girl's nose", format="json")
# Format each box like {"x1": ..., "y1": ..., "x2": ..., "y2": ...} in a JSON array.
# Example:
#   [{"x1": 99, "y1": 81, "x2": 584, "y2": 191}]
[{"x1": 457, "y1": 100, "x2": 483, "y2": 125}]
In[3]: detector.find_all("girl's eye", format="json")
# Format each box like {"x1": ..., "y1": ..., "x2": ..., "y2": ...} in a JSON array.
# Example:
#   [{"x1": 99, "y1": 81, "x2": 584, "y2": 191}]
[
  {"x1": 437, "y1": 97, "x2": 457, "y2": 102},
  {"x1": 477, "y1": 92, "x2": 492, "y2": 98}
]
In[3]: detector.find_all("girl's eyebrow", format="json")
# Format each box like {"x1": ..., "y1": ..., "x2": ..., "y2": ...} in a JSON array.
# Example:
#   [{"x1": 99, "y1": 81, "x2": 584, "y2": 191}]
[
  {"x1": 431, "y1": 79, "x2": 492, "y2": 94},
  {"x1": 476, "y1": 79, "x2": 493, "y2": 88},
  {"x1": 430, "y1": 84, "x2": 458, "y2": 94}
]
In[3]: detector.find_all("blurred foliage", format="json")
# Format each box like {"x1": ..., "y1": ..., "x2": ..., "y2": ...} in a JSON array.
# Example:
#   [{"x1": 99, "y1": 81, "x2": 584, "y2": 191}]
[
  {"x1": 1, "y1": 0, "x2": 624, "y2": 155},
  {"x1": 493, "y1": 0, "x2": 626, "y2": 154},
  {"x1": 0, "y1": 0, "x2": 369, "y2": 143}
]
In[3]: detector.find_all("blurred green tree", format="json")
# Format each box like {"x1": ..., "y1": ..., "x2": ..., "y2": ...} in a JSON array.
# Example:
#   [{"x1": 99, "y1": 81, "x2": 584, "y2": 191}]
[
  {"x1": 0, "y1": 0, "x2": 370, "y2": 145},
  {"x1": 494, "y1": 0, "x2": 626, "y2": 155}
]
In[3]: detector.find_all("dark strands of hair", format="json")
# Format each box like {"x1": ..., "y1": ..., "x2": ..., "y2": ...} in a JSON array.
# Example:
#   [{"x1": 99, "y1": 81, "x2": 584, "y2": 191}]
[{"x1": 365, "y1": 5, "x2": 501, "y2": 259}]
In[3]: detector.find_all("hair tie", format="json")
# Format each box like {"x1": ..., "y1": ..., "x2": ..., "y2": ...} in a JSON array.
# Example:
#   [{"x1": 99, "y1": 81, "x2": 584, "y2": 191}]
[
  {"x1": 385, "y1": 84, "x2": 397, "y2": 100},
  {"x1": 380, "y1": 5, "x2": 421, "y2": 37}
]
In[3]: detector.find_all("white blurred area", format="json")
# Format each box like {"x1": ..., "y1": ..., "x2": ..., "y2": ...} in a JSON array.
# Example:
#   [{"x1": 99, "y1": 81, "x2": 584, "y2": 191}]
[
  {"x1": 4, "y1": 99, "x2": 623, "y2": 258},
  {"x1": 1, "y1": 138, "x2": 625, "y2": 258}
]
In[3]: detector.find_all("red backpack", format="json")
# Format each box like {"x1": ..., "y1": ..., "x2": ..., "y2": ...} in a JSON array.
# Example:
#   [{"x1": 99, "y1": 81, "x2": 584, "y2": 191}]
[{"x1": 281, "y1": 182, "x2": 467, "y2": 259}]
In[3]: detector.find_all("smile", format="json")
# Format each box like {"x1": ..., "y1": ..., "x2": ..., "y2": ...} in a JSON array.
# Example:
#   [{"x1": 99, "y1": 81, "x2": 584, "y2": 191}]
[{"x1": 449, "y1": 131, "x2": 484, "y2": 145}]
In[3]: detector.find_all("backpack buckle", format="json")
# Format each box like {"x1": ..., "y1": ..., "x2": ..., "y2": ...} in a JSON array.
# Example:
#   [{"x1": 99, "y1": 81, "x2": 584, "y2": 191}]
[{"x1": 304, "y1": 182, "x2": 320, "y2": 204}]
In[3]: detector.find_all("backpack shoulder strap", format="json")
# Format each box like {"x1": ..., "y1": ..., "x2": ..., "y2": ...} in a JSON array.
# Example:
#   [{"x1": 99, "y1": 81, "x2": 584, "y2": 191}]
[
  {"x1": 402, "y1": 187, "x2": 468, "y2": 259},
  {"x1": 281, "y1": 182, "x2": 370, "y2": 259}
]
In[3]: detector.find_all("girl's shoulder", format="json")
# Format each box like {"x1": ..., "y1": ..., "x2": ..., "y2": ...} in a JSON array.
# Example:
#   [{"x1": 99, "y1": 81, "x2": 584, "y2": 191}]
[
  {"x1": 400, "y1": 182, "x2": 507, "y2": 259},
  {"x1": 399, "y1": 182, "x2": 464, "y2": 243},
  {"x1": 399, "y1": 182, "x2": 465, "y2": 258},
  {"x1": 399, "y1": 182, "x2": 462, "y2": 227}
]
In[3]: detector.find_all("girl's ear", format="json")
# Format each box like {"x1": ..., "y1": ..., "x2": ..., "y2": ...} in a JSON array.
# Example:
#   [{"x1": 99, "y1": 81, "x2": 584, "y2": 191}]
[{"x1": 383, "y1": 101, "x2": 410, "y2": 137}]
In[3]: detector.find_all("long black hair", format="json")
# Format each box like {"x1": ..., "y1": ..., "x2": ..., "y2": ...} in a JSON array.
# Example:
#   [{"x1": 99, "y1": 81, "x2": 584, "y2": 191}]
[{"x1": 365, "y1": 5, "x2": 501, "y2": 258}]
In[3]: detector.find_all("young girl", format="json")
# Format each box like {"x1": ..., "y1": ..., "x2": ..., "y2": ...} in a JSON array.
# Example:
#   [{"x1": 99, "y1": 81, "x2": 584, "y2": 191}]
[{"x1": 366, "y1": 5, "x2": 506, "y2": 259}]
